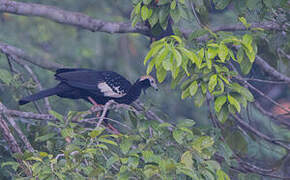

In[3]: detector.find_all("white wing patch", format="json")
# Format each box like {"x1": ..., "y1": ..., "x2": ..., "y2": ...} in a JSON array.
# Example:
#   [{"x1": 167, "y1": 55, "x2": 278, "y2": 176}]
[{"x1": 97, "y1": 82, "x2": 126, "y2": 98}]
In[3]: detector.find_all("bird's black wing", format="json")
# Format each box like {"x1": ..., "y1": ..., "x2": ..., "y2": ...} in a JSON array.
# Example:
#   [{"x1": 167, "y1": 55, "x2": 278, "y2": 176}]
[{"x1": 55, "y1": 69, "x2": 132, "y2": 97}]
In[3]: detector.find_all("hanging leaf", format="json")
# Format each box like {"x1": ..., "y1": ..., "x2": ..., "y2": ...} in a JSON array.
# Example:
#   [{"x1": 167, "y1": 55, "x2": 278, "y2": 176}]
[
  {"x1": 156, "y1": 66, "x2": 167, "y2": 83},
  {"x1": 141, "y1": 6, "x2": 149, "y2": 21},
  {"x1": 227, "y1": 94, "x2": 241, "y2": 113},
  {"x1": 215, "y1": 95, "x2": 227, "y2": 113},
  {"x1": 189, "y1": 81, "x2": 198, "y2": 96},
  {"x1": 218, "y1": 43, "x2": 228, "y2": 62},
  {"x1": 172, "y1": 48, "x2": 182, "y2": 67},
  {"x1": 208, "y1": 74, "x2": 217, "y2": 93}
]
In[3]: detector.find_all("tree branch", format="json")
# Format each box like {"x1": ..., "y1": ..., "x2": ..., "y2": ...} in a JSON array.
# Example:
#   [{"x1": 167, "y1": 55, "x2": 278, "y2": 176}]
[
  {"x1": 232, "y1": 114, "x2": 290, "y2": 151},
  {"x1": 255, "y1": 55, "x2": 290, "y2": 83},
  {"x1": 0, "y1": 41, "x2": 64, "y2": 71},
  {"x1": 0, "y1": 0, "x2": 150, "y2": 35},
  {"x1": 0, "y1": 102, "x2": 35, "y2": 152}
]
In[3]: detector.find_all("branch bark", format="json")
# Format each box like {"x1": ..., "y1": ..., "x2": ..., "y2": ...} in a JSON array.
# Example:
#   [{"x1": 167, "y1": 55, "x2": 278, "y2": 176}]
[
  {"x1": 255, "y1": 55, "x2": 290, "y2": 83},
  {"x1": 232, "y1": 114, "x2": 290, "y2": 151},
  {"x1": 0, "y1": 0, "x2": 150, "y2": 35},
  {"x1": 0, "y1": 41, "x2": 64, "y2": 71},
  {"x1": 0, "y1": 102, "x2": 34, "y2": 152}
]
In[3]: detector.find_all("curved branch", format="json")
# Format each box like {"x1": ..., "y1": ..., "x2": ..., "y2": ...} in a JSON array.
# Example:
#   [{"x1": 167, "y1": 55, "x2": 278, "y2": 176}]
[
  {"x1": 0, "y1": 41, "x2": 64, "y2": 71},
  {"x1": 0, "y1": 0, "x2": 150, "y2": 35},
  {"x1": 255, "y1": 55, "x2": 290, "y2": 83},
  {"x1": 232, "y1": 114, "x2": 290, "y2": 151}
]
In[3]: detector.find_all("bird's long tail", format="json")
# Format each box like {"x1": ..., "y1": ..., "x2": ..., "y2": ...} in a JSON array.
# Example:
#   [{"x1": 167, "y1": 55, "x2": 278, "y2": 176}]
[{"x1": 19, "y1": 87, "x2": 61, "y2": 105}]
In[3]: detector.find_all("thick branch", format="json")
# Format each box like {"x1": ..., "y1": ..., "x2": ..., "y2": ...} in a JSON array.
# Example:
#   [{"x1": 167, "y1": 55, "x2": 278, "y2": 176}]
[
  {"x1": 232, "y1": 114, "x2": 290, "y2": 151},
  {"x1": 0, "y1": 0, "x2": 150, "y2": 35},
  {"x1": 0, "y1": 41, "x2": 63, "y2": 71},
  {"x1": 255, "y1": 55, "x2": 290, "y2": 83}
]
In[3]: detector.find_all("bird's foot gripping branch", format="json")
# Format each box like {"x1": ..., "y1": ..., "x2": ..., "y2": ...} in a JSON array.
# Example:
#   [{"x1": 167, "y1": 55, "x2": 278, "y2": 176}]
[{"x1": 144, "y1": 34, "x2": 256, "y2": 123}]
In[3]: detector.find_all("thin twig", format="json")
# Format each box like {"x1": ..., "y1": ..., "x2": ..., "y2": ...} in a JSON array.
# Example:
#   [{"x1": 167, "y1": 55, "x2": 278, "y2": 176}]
[
  {"x1": 96, "y1": 100, "x2": 115, "y2": 127},
  {"x1": 242, "y1": 78, "x2": 289, "y2": 84},
  {"x1": 0, "y1": 102, "x2": 35, "y2": 152}
]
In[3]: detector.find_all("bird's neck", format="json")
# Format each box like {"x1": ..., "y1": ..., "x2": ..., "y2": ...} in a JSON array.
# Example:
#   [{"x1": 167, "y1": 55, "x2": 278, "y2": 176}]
[{"x1": 116, "y1": 80, "x2": 143, "y2": 104}]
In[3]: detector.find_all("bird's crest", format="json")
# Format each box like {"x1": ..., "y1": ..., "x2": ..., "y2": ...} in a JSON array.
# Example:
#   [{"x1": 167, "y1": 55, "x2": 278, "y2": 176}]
[{"x1": 140, "y1": 75, "x2": 156, "y2": 82}]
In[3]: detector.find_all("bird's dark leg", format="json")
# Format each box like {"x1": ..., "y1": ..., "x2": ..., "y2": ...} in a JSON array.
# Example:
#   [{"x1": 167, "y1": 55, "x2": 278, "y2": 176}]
[
  {"x1": 88, "y1": 97, "x2": 120, "y2": 134},
  {"x1": 107, "y1": 123, "x2": 120, "y2": 134},
  {"x1": 88, "y1": 96, "x2": 102, "y2": 116}
]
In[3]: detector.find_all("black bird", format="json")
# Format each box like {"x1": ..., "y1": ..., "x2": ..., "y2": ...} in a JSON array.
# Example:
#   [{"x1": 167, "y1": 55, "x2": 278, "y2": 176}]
[{"x1": 19, "y1": 68, "x2": 158, "y2": 106}]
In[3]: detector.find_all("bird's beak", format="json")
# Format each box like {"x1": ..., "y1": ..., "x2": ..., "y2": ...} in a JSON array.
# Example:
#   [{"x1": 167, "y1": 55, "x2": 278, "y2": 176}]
[{"x1": 152, "y1": 83, "x2": 158, "y2": 91}]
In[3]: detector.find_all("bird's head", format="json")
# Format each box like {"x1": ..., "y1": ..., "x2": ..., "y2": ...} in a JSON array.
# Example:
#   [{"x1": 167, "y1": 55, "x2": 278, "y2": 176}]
[{"x1": 139, "y1": 75, "x2": 158, "y2": 91}]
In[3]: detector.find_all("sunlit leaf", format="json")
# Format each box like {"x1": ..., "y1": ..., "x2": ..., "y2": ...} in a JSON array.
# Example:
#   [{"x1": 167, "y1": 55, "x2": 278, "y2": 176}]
[
  {"x1": 208, "y1": 74, "x2": 217, "y2": 93},
  {"x1": 215, "y1": 95, "x2": 227, "y2": 113},
  {"x1": 227, "y1": 95, "x2": 241, "y2": 113}
]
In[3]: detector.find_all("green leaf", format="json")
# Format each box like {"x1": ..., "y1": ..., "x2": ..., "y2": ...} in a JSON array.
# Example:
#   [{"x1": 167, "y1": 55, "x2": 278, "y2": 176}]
[
  {"x1": 217, "y1": 105, "x2": 229, "y2": 123},
  {"x1": 171, "y1": 35, "x2": 182, "y2": 44},
  {"x1": 134, "y1": 2, "x2": 142, "y2": 15},
  {"x1": 240, "y1": 57, "x2": 253, "y2": 75},
  {"x1": 215, "y1": 96, "x2": 227, "y2": 113},
  {"x1": 181, "y1": 88, "x2": 190, "y2": 99},
  {"x1": 146, "y1": 59, "x2": 155, "y2": 74},
  {"x1": 170, "y1": 0, "x2": 176, "y2": 9},
  {"x1": 243, "y1": 34, "x2": 253, "y2": 46},
  {"x1": 26, "y1": 156, "x2": 43, "y2": 162},
  {"x1": 49, "y1": 110, "x2": 63, "y2": 122},
  {"x1": 1, "y1": 161, "x2": 19, "y2": 171},
  {"x1": 106, "y1": 155, "x2": 119, "y2": 169},
  {"x1": 239, "y1": 17, "x2": 250, "y2": 28},
  {"x1": 240, "y1": 87, "x2": 254, "y2": 102},
  {"x1": 244, "y1": 47, "x2": 256, "y2": 63},
  {"x1": 141, "y1": 6, "x2": 149, "y2": 20},
  {"x1": 156, "y1": 66, "x2": 167, "y2": 83},
  {"x1": 155, "y1": 47, "x2": 169, "y2": 66},
  {"x1": 89, "y1": 127, "x2": 105, "y2": 138},
  {"x1": 208, "y1": 74, "x2": 217, "y2": 93},
  {"x1": 227, "y1": 95, "x2": 241, "y2": 113},
  {"x1": 142, "y1": 150, "x2": 154, "y2": 163},
  {"x1": 158, "y1": 0, "x2": 170, "y2": 5},
  {"x1": 189, "y1": 81, "x2": 198, "y2": 96},
  {"x1": 181, "y1": 151, "x2": 193, "y2": 169},
  {"x1": 194, "y1": 91, "x2": 205, "y2": 107},
  {"x1": 61, "y1": 128, "x2": 75, "y2": 138},
  {"x1": 236, "y1": 48, "x2": 244, "y2": 63},
  {"x1": 177, "y1": 119, "x2": 196, "y2": 128},
  {"x1": 98, "y1": 138, "x2": 118, "y2": 146},
  {"x1": 213, "y1": 0, "x2": 231, "y2": 10},
  {"x1": 143, "y1": 0, "x2": 152, "y2": 5},
  {"x1": 131, "y1": 15, "x2": 139, "y2": 27},
  {"x1": 162, "y1": 53, "x2": 173, "y2": 70},
  {"x1": 172, "y1": 48, "x2": 182, "y2": 67},
  {"x1": 207, "y1": 47, "x2": 218, "y2": 59},
  {"x1": 35, "y1": 133, "x2": 56, "y2": 142},
  {"x1": 217, "y1": 169, "x2": 230, "y2": 180},
  {"x1": 158, "y1": 122, "x2": 173, "y2": 128},
  {"x1": 200, "y1": 82, "x2": 207, "y2": 94},
  {"x1": 159, "y1": 6, "x2": 169, "y2": 29},
  {"x1": 218, "y1": 43, "x2": 228, "y2": 62},
  {"x1": 178, "y1": 47, "x2": 197, "y2": 65},
  {"x1": 0, "y1": 69, "x2": 13, "y2": 84},
  {"x1": 120, "y1": 137, "x2": 133, "y2": 154},
  {"x1": 170, "y1": 6, "x2": 181, "y2": 23},
  {"x1": 225, "y1": 130, "x2": 248, "y2": 154},
  {"x1": 148, "y1": 9, "x2": 158, "y2": 27},
  {"x1": 144, "y1": 43, "x2": 164, "y2": 64},
  {"x1": 173, "y1": 129, "x2": 184, "y2": 144}
]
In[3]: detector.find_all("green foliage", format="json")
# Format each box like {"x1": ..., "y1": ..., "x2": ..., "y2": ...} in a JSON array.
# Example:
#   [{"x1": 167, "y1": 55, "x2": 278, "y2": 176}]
[
  {"x1": 144, "y1": 33, "x2": 256, "y2": 122},
  {"x1": 4, "y1": 112, "x2": 230, "y2": 179}
]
